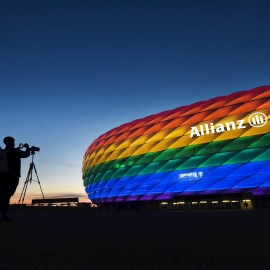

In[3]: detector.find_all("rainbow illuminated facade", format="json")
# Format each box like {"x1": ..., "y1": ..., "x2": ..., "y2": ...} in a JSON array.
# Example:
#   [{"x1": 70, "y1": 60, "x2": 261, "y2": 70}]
[{"x1": 82, "y1": 86, "x2": 270, "y2": 204}]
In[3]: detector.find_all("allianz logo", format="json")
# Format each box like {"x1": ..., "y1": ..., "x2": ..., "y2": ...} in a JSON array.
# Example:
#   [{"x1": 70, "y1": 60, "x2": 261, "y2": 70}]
[{"x1": 190, "y1": 112, "x2": 268, "y2": 138}]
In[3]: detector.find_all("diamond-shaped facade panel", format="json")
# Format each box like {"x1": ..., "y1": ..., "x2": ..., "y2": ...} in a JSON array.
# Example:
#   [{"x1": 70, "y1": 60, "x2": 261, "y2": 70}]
[{"x1": 82, "y1": 86, "x2": 270, "y2": 204}]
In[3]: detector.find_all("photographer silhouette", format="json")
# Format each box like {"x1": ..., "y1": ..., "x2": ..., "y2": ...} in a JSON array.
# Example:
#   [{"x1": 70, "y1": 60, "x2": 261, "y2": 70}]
[{"x1": 0, "y1": 137, "x2": 30, "y2": 221}]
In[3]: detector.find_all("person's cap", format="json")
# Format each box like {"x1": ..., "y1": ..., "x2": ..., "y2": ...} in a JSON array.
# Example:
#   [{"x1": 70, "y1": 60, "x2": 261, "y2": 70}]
[{"x1": 3, "y1": 136, "x2": 15, "y2": 145}]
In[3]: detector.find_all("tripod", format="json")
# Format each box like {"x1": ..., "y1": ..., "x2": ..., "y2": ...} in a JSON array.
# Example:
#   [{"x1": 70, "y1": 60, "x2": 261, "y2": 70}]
[{"x1": 18, "y1": 151, "x2": 45, "y2": 204}]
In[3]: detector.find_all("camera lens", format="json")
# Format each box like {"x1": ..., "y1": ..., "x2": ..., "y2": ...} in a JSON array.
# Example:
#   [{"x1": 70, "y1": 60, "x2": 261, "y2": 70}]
[{"x1": 30, "y1": 146, "x2": 40, "y2": 152}]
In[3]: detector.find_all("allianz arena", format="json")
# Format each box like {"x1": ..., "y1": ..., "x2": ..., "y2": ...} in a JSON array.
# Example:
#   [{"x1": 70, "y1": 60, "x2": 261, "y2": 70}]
[{"x1": 83, "y1": 86, "x2": 270, "y2": 210}]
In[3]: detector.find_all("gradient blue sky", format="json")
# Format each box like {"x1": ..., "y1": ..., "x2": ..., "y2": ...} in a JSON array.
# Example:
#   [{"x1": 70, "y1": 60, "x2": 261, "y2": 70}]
[{"x1": 1, "y1": 0, "x2": 269, "y2": 203}]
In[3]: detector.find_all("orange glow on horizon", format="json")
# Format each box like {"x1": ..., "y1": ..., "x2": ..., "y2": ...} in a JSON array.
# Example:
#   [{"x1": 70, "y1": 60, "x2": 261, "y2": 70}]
[{"x1": 10, "y1": 194, "x2": 90, "y2": 205}]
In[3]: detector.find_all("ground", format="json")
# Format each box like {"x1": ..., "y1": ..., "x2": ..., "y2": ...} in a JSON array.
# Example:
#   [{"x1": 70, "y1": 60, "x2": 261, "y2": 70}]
[{"x1": 1, "y1": 207, "x2": 270, "y2": 270}]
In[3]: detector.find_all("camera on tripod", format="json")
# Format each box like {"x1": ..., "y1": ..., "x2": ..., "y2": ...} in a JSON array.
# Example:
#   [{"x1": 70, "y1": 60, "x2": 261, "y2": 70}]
[
  {"x1": 30, "y1": 146, "x2": 40, "y2": 152},
  {"x1": 18, "y1": 143, "x2": 44, "y2": 204},
  {"x1": 19, "y1": 143, "x2": 40, "y2": 153}
]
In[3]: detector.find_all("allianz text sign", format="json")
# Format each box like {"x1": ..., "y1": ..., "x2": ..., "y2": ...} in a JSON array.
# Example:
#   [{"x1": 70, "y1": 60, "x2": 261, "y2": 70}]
[{"x1": 190, "y1": 112, "x2": 268, "y2": 138}]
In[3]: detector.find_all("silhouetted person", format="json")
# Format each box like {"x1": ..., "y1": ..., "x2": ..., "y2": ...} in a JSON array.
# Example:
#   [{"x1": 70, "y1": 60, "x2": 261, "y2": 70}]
[
  {"x1": 0, "y1": 137, "x2": 30, "y2": 221},
  {"x1": 244, "y1": 201, "x2": 248, "y2": 210}
]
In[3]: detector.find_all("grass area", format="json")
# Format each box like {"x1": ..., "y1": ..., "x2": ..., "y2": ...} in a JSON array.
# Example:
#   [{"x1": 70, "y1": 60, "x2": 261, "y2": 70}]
[{"x1": 1, "y1": 208, "x2": 270, "y2": 269}]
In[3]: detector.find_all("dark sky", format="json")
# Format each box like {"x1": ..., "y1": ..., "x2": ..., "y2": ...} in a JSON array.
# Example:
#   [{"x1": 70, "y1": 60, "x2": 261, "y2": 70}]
[{"x1": 1, "y1": 0, "x2": 269, "y2": 202}]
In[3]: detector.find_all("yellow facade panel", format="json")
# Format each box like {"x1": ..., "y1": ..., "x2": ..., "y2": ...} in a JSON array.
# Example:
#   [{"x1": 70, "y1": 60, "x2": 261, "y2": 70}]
[
  {"x1": 117, "y1": 145, "x2": 141, "y2": 159},
  {"x1": 190, "y1": 133, "x2": 218, "y2": 145},
  {"x1": 164, "y1": 125, "x2": 191, "y2": 139},
  {"x1": 149, "y1": 138, "x2": 178, "y2": 152},
  {"x1": 89, "y1": 150, "x2": 98, "y2": 160},
  {"x1": 240, "y1": 122, "x2": 270, "y2": 137},
  {"x1": 146, "y1": 129, "x2": 173, "y2": 143},
  {"x1": 129, "y1": 134, "x2": 153, "y2": 147},
  {"x1": 168, "y1": 135, "x2": 194, "y2": 149},
  {"x1": 104, "y1": 141, "x2": 122, "y2": 154},
  {"x1": 104, "y1": 149, "x2": 126, "y2": 163},
  {"x1": 115, "y1": 137, "x2": 137, "y2": 151},
  {"x1": 213, "y1": 128, "x2": 247, "y2": 141},
  {"x1": 92, "y1": 152, "x2": 112, "y2": 167},
  {"x1": 132, "y1": 142, "x2": 159, "y2": 156},
  {"x1": 94, "y1": 146, "x2": 106, "y2": 158}
]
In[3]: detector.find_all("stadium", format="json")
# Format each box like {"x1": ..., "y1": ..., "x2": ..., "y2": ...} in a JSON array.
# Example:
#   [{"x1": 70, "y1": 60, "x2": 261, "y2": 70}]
[{"x1": 82, "y1": 86, "x2": 270, "y2": 211}]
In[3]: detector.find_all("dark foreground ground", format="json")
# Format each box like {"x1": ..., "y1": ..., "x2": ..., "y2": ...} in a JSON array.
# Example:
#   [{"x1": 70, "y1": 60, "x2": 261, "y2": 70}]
[{"x1": 1, "y1": 207, "x2": 270, "y2": 270}]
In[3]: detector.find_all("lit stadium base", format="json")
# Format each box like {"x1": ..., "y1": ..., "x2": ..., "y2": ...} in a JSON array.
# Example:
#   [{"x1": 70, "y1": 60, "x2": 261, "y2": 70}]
[{"x1": 83, "y1": 86, "x2": 270, "y2": 211}]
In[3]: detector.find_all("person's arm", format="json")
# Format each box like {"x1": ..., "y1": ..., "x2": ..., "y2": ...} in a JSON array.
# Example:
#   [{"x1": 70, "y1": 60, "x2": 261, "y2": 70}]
[{"x1": 18, "y1": 144, "x2": 31, "y2": 158}]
